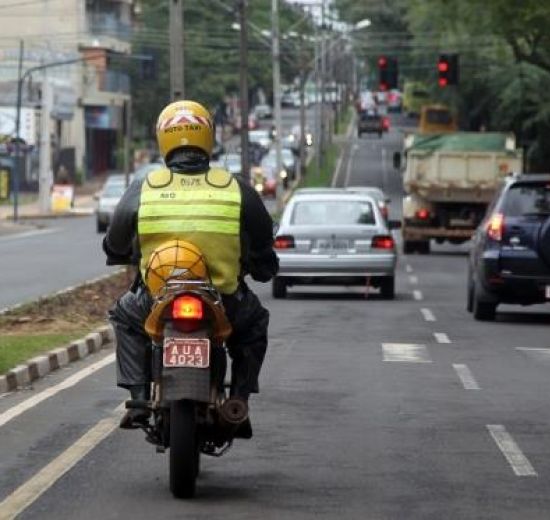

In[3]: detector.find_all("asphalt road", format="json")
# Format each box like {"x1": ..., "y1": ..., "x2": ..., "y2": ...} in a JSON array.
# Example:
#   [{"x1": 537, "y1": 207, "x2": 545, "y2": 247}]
[{"x1": 2, "y1": 112, "x2": 550, "y2": 519}]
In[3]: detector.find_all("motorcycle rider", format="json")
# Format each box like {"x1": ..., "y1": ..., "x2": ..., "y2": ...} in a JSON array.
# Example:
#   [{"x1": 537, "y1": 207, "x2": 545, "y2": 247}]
[{"x1": 103, "y1": 100, "x2": 278, "y2": 434}]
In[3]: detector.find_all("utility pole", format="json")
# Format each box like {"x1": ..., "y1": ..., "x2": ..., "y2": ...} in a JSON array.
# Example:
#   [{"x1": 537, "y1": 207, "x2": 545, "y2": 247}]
[
  {"x1": 272, "y1": 0, "x2": 283, "y2": 210},
  {"x1": 123, "y1": 98, "x2": 132, "y2": 187},
  {"x1": 38, "y1": 74, "x2": 53, "y2": 214},
  {"x1": 314, "y1": 23, "x2": 321, "y2": 179},
  {"x1": 320, "y1": 0, "x2": 326, "y2": 159},
  {"x1": 238, "y1": 0, "x2": 250, "y2": 184},
  {"x1": 13, "y1": 39, "x2": 24, "y2": 222},
  {"x1": 299, "y1": 36, "x2": 307, "y2": 182},
  {"x1": 169, "y1": 0, "x2": 184, "y2": 99}
]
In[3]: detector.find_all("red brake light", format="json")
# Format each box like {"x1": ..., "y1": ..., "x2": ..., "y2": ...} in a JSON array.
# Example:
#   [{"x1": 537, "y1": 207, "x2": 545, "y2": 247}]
[
  {"x1": 486, "y1": 213, "x2": 504, "y2": 241},
  {"x1": 274, "y1": 235, "x2": 295, "y2": 249},
  {"x1": 372, "y1": 235, "x2": 395, "y2": 249},
  {"x1": 415, "y1": 208, "x2": 430, "y2": 220},
  {"x1": 172, "y1": 295, "x2": 203, "y2": 320},
  {"x1": 383, "y1": 117, "x2": 390, "y2": 129}
]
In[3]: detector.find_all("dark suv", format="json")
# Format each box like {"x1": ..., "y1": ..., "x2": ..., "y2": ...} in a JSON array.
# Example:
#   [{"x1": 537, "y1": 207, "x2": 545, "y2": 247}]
[{"x1": 468, "y1": 174, "x2": 550, "y2": 320}]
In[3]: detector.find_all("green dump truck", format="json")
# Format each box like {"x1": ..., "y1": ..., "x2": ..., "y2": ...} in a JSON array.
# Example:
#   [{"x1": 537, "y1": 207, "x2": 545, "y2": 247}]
[{"x1": 396, "y1": 132, "x2": 523, "y2": 254}]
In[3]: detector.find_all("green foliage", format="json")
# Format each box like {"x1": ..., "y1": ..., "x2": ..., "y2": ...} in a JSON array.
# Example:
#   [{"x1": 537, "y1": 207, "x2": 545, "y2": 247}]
[
  {"x1": 335, "y1": 0, "x2": 550, "y2": 171},
  {"x1": 130, "y1": 0, "x2": 315, "y2": 139}
]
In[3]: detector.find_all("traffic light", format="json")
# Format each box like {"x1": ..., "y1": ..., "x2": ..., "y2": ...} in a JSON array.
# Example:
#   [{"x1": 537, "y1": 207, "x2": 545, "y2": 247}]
[
  {"x1": 437, "y1": 53, "x2": 459, "y2": 87},
  {"x1": 378, "y1": 56, "x2": 398, "y2": 91}
]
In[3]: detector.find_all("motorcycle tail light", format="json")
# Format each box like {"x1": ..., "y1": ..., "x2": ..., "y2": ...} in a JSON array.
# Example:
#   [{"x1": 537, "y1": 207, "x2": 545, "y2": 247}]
[
  {"x1": 172, "y1": 295, "x2": 203, "y2": 320},
  {"x1": 383, "y1": 117, "x2": 390, "y2": 129},
  {"x1": 274, "y1": 235, "x2": 295, "y2": 249},
  {"x1": 372, "y1": 235, "x2": 395, "y2": 249},
  {"x1": 487, "y1": 213, "x2": 504, "y2": 241}
]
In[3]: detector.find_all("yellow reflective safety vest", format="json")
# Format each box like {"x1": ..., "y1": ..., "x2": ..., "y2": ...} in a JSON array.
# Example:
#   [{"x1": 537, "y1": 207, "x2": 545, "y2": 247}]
[{"x1": 138, "y1": 167, "x2": 242, "y2": 295}]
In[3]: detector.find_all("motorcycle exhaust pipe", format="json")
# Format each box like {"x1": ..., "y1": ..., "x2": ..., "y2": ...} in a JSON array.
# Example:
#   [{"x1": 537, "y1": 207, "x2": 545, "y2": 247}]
[{"x1": 218, "y1": 397, "x2": 248, "y2": 426}]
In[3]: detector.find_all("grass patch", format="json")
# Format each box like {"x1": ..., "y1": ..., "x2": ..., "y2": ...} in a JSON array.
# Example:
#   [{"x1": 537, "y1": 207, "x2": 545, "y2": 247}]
[
  {"x1": 336, "y1": 105, "x2": 353, "y2": 135},
  {"x1": 301, "y1": 143, "x2": 339, "y2": 188},
  {"x1": 0, "y1": 332, "x2": 86, "y2": 374}
]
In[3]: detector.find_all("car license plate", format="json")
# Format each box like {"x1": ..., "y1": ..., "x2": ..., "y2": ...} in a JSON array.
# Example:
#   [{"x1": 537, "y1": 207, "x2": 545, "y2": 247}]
[
  {"x1": 546, "y1": 286, "x2": 550, "y2": 300},
  {"x1": 317, "y1": 239, "x2": 349, "y2": 251},
  {"x1": 163, "y1": 338, "x2": 210, "y2": 368}
]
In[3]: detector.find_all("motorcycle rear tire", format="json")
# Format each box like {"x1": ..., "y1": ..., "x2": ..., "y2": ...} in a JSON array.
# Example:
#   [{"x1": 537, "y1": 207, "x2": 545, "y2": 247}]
[{"x1": 170, "y1": 399, "x2": 199, "y2": 499}]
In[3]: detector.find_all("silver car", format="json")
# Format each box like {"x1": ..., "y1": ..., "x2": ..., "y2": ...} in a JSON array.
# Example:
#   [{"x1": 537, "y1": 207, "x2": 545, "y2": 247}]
[
  {"x1": 96, "y1": 179, "x2": 127, "y2": 233},
  {"x1": 273, "y1": 192, "x2": 399, "y2": 298}
]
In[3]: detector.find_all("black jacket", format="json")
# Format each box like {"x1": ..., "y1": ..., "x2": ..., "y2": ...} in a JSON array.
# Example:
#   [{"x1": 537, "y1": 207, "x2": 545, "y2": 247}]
[{"x1": 103, "y1": 169, "x2": 279, "y2": 284}]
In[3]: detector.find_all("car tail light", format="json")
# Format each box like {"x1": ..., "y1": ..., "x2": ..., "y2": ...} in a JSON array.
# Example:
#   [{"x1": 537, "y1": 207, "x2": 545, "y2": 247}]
[
  {"x1": 372, "y1": 235, "x2": 395, "y2": 249},
  {"x1": 274, "y1": 235, "x2": 295, "y2": 249},
  {"x1": 486, "y1": 213, "x2": 504, "y2": 241},
  {"x1": 383, "y1": 117, "x2": 390, "y2": 129},
  {"x1": 172, "y1": 295, "x2": 203, "y2": 320},
  {"x1": 415, "y1": 208, "x2": 430, "y2": 220}
]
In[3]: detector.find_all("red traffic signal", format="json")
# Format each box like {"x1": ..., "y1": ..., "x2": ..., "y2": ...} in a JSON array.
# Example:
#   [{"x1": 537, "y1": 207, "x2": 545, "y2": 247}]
[{"x1": 437, "y1": 53, "x2": 458, "y2": 88}]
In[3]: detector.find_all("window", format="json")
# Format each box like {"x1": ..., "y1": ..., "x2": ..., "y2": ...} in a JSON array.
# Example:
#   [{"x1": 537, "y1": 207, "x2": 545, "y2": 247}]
[
  {"x1": 503, "y1": 183, "x2": 550, "y2": 217},
  {"x1": 291, "y1": 200, "x2": 375, "y2": 226}
]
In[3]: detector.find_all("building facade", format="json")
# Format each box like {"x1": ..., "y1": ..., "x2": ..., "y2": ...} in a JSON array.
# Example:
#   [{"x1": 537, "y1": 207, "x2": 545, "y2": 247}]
[{"x1": 0, "y1": 0, "x2": 134, "y2": 182}]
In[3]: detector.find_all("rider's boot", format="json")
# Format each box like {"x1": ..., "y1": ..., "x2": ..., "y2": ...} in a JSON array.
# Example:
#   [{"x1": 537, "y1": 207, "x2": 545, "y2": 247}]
[{"x1": 120, "y1": 385, "x2": 151, "y2": 429}]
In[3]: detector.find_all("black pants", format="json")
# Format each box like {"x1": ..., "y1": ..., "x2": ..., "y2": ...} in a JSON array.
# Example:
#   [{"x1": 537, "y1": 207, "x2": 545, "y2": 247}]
[{"x1": 109, "y1": 283, "x2": 269, "y2": 397}]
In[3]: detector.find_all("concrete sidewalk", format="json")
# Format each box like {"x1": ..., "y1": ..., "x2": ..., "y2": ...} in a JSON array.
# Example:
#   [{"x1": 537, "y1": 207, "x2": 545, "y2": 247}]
[{"x1": 0, "y1": 183, "x2": 99, "y2": 237}]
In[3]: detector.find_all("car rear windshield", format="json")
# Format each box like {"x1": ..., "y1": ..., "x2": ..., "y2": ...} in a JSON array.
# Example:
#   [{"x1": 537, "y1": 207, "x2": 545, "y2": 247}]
[
  {"x1": 360, "y1": 112, "x2": 379, "y2": 121},
  {"x1": 291, "y1": 200, "x2": 376, "y2": 226},
  {"x1": 503, "y1": 183, "x2": 550, "y2": 217}
]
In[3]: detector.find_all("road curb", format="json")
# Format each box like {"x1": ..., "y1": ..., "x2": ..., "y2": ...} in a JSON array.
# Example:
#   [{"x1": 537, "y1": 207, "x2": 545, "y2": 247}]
[
  {"x1": 3, "y1": 209, "x2": 94, "y2": 221},
  {"x1": 0, "y1": 324, "x2": 115, "y2": 393}
]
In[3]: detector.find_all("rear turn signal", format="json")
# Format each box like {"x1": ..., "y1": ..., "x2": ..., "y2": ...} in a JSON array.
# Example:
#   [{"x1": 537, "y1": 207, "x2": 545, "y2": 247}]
[
  {"x1": 172, "y1": 295, "x2": 204, "y2": 320},
  {"x1": 372, "y1": 235, "x2": 395, "y2": 249},
  {"x1": 486, "y1": 213, "x2": 504, "y2": 241},
  {"x1": 274, "y1": 235, "x2": 295, "y2": 249}
]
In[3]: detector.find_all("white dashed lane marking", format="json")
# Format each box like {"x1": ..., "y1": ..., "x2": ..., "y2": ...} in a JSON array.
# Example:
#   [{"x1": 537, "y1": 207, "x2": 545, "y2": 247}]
[
  {"x1": 516, "y1": 347, "x2": 550, "y2": 362},
  {"x1": 405, "y1": 264, "x2": 413, "y2": 273},
  {"x1": 409, "y1": 275, "x2": 418, "y2": 285},
  {"x1": 487, "y1": 425, "x2": 537, "y2": 477},
  {"x1": 453, "y1": 363, "x2": 480, "y2": 390},
  {"x1": 382, "y1": 343, "x2": 431, "y2": 363},
  {"x1": 420, "y1": 308, "x2": 436, "y2": 322},
  {"x1": 413, "y1": 290, "x2": 423, "y2": 301},
  {"x1": 434, "y1": 332, "x2": 451, "y2": 344}
]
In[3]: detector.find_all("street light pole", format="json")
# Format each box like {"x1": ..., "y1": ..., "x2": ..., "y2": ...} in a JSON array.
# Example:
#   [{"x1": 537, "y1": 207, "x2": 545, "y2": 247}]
[
  {"x1": 169, "y1": 0, "x2": 184, "y2": 99},
  {"x1": 272, "y1": 0, "x2": 284, "y2": 211},
  {"x1": 238, "y1": 0, "x2": 250, "y2": 184}
]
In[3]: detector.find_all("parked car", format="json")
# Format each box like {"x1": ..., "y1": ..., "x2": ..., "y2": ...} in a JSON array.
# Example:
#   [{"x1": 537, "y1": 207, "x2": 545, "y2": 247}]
[
  {"x1": 357, "y1": 110, "x2": 389, "y2": 138},
  {"x1": 346, "y1": 186, "x2": 391, "y2": 221},
  {"x1": 468, "y1": 174, "x2": 550, "y2": 320},
  {"x1": 273, "y1": 191, "x2": 400, "y2": 298}
]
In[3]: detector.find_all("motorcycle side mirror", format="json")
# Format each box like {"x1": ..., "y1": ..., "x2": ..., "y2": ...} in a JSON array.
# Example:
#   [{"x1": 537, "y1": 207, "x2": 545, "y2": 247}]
[{"x1": 393, "y1": 151, "x2": 401, "y2": 170}]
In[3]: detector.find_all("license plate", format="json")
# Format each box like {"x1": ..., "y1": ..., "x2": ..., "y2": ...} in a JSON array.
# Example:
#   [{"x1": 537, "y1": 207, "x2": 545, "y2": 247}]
[
  {"x1": 163, "y1": 338, "x2": 210, "y2": 368},
  {"x1": 545, "y1": 286, "x2": 550, "y2": 300},
  {"x1": 317, "y1": 239, "x2": 349, "y2": 251}
]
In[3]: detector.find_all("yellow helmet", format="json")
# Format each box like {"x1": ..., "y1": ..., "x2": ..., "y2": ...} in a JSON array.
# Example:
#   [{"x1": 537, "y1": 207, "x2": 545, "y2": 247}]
[
  {"x1": 144, "y1": 240, "x2": 208, "y2": 297},
  {"x1": 156, "y1": 100, "x2": 214, "y2": 160}
]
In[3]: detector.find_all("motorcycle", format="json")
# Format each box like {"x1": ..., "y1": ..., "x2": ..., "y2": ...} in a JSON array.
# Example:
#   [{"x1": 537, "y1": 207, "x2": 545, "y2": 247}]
[{"x1": 126, "y1": 261, "x2": 249, "y2": 499}]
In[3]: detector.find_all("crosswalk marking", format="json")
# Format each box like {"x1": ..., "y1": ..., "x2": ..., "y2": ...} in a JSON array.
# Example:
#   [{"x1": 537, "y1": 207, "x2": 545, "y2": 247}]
[
  {"x1": 434, "y1": 332, "x2": 451, "y2": 344},
  {"x1": 413, "y1": 290, "x2": 423, "y2": 301},
  {"x1": 382, "y1": 343, "x2": 431, "y2": 363},
  {"x1": 421, "y1": 308, "x2": 436, "y2": 322}
]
